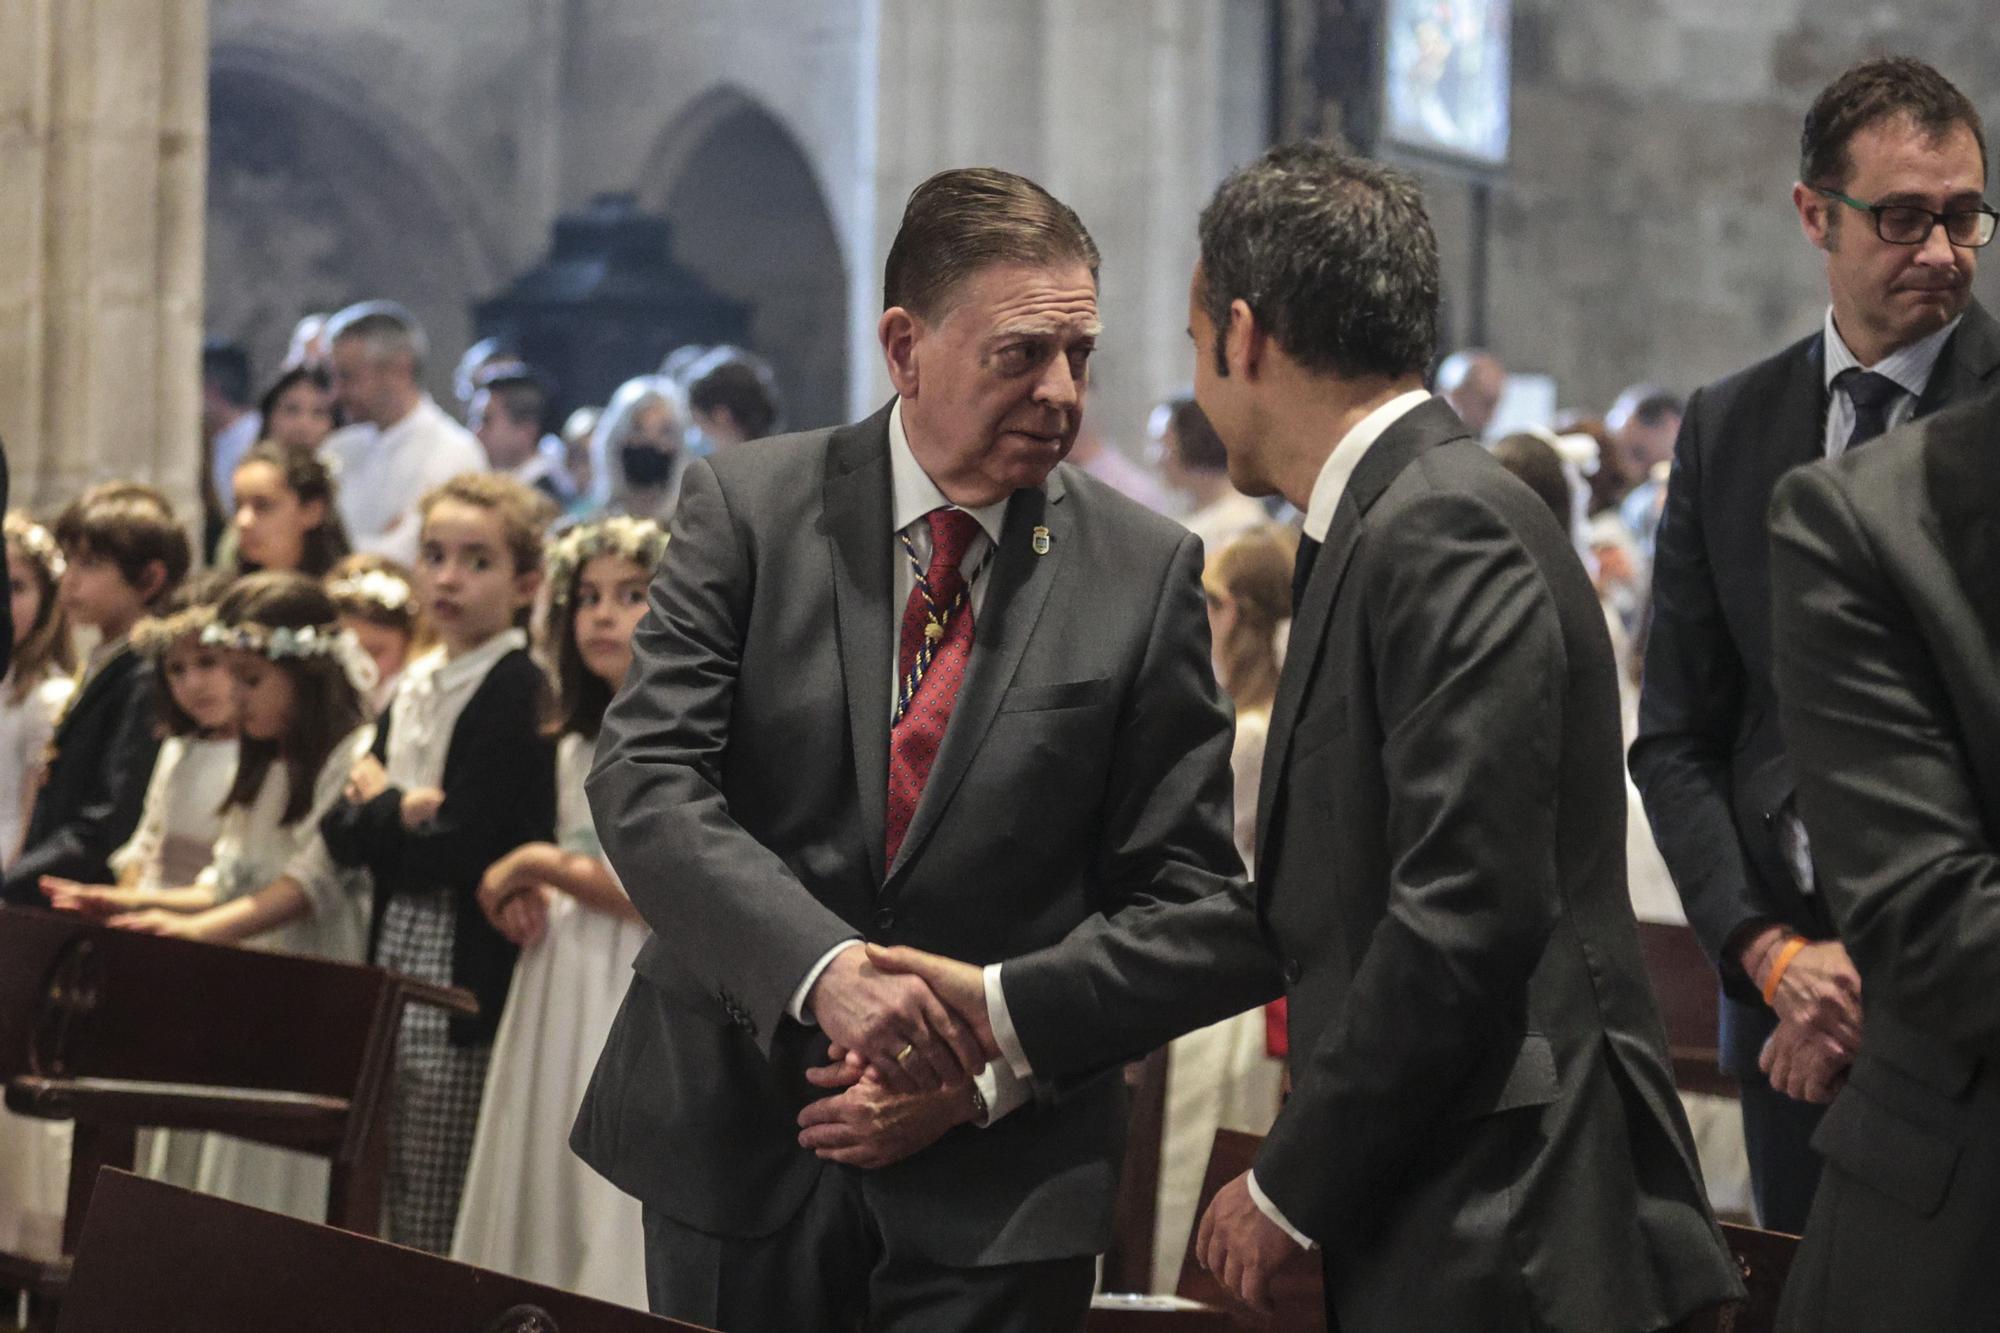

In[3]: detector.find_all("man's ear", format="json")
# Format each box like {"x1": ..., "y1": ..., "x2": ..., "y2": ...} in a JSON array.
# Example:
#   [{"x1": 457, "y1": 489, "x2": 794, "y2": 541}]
[
  {"x1": 1226, "y1": 298, "x2": 1267, "y2": 380},
  {"x1": 879, "y1": 307, "x2": 923, "y2": 398},
  {"x1": 1793, "y1": 181, "x2": 1834, "y2": 252}
]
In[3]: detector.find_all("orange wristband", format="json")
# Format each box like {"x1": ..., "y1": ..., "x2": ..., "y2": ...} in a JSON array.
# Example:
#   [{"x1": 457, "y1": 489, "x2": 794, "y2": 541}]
[{"x1": 1762, "y1": 936, "x2": 1808, "y2": 1007}]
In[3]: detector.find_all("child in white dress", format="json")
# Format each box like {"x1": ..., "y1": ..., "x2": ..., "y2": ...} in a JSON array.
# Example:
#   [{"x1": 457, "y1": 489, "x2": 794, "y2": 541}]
[
  {"x1": 108, "y1": 571, "x2": 378, "y2": 1221},
  {"x1": 326, "y1": 553, "x2": 424, "y2": 720},
  {"x1": 451, "y1": 516, "x2": 665, "y2": 1309},
  {"x1": 0, "y1": 513, "x2": 75, "y2": 870},
  {"x1": 0, "y1": 514, "x2": 75, "y2": 1259}
]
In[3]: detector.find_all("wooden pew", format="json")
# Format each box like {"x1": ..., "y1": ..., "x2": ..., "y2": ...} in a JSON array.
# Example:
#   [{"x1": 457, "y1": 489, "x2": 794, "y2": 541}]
[
  {"x1": 0, "y1": 908, "x2": 473, "y2": 1316},
  {"x1": 56, "y1": 1168, "x2": 705, "y2": 1332},
  {"x1": 1691, "y1": 1223, "x2": 1798, "y2": 1333},
  {"x1": 1636, "y1": 920, "x2": 1740, "y2": 1099}
]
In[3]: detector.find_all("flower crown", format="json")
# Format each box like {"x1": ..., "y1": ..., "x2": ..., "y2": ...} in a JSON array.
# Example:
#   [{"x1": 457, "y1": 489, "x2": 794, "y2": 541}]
[
  {"x1": 545, "y1": 516, "x2": 668, "y2": 619},
  {"x1": 4, "y1": 514, "x2": 65, "y2": 582},
  {"x1": 132, "y1": 603, "x2": 219, "y2": 658},
  {"x1": 326, "y1": 569, "x2": 412, "y2": 613},
  {"x1": 200, "y1": 620, "x2": 379, "y2": 694}
]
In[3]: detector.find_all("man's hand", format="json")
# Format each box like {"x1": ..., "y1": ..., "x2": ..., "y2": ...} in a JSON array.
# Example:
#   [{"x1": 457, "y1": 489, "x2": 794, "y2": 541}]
[
  {"x1": 1759, "y1": 1012, "x2": 1852, "y2": 1104},
  {"x1": 1196, "y1": 1172, "x2": 1309, "y2": 1313},
  {"x1": 1763, "y1": 939, "x2": 1863, "y2": 1054},
  {"x1": 807, "y1": 947, "x2": 986, "y2": 1095},
  {"x1": 796, "y1": 1074, "x2": 977, "y2": 1169},
  {"x1": 865, "y1": 943, "x2": 1000, "y2": 1062}
]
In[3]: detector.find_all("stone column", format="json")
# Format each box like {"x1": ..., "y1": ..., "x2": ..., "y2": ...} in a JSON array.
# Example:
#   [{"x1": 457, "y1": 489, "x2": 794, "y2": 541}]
[{"x1": 0, "y1": 0, "x2": 207, "y2": 517}]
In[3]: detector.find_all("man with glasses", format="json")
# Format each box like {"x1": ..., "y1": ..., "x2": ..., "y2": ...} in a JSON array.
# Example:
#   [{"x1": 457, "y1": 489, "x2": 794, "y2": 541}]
[{"x1": 1632, "y1": 55, "x2": 1999, "y2": 1236}]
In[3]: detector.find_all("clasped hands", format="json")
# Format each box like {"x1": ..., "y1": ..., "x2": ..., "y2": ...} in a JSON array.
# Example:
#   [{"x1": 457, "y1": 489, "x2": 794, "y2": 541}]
[
  {"x1": 1745, "y1": 929, "x2": 1863, "y2": 1104},
  {"x1": 799, "y1": 946, "x2": 1307, "y2": 1312}
]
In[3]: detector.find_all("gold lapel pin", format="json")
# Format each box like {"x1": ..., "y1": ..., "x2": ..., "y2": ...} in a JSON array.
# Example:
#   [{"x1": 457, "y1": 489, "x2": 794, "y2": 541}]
[{"x1": 1032, "y1": 525, "x2": 1052, "y2": 556}]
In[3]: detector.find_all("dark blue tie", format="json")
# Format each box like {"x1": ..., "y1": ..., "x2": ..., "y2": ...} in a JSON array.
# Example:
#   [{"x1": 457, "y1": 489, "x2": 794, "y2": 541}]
[
  {"x1": 1836, "y1": 368, "x2": 1903, "y2": 451},
  {"x1": 1291, "y1": 534, "x2": 1321, "y2": 613}
]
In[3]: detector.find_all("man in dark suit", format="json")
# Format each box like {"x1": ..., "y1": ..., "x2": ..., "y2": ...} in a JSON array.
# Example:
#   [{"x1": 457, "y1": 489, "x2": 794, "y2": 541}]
[
  {"x1": 878, "y1": 142, "x2": 1741, "y2": 1331},
  {"x1": 572, "y1": 168, "x2": 1246, "y2": 1331},
  {"x1": 1631, "y1": 56, "x2": 1998, "y2": 1233},
  {"x1": 1767, "y1": 388, "x2": 2000, "y2": 1329}
]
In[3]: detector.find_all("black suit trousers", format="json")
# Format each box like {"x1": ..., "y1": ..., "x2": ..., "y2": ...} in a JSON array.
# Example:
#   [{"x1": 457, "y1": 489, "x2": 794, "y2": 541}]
[{"x1": 640, "y1": 1169, "x2": 1095, "y2": 1332}]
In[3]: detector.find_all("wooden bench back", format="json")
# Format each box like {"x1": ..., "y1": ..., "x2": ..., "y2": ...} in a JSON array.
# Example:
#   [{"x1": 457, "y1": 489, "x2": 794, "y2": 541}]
[
  {"x1": 57, "y1": 1169, "x2": 708, "y2": 1333},
  {"x1": 0, "y1": 908, "x2": 386, "y2": 1100},
  {"x1": 1635, "y1": 920, "x2": 1737, "y2": 1098}
]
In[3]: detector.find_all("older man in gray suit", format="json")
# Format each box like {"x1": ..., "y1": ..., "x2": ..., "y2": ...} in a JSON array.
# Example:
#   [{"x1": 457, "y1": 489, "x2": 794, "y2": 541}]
[{"x1": 572, "y1": 168, "x2": 1249, "y2": 1330}]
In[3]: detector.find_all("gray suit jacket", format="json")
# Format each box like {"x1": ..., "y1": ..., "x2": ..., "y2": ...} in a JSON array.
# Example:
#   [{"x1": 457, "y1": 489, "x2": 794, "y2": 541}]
[
  {"x1": 571, "y1": 402, "x2": 1244, "y2": 1266},
  {"x1": 1771, "y1": 392, "x2": 2000, "y2": 1331},
  {"x1": 1004, "y1": 401, "x2": 1743, "y2": 1330}
]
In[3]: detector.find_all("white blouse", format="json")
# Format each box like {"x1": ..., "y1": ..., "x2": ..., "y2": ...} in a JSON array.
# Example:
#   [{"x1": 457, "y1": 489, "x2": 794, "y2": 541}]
[
  {"x1": 382, "y1": 629, "x2": 527, "y2": 791},
  {"x1": 202, "y1": 726, "x2": 377, "y2": 964},
  {"x1": 0, "y1": 672, "x2": 73, "y2": 867},
  {"x1": 109, "y1": 736, "x2": 239, "y2": 890}
]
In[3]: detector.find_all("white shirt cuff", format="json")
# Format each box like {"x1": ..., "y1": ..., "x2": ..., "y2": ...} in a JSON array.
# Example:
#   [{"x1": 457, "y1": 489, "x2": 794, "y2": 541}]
[
  {"x1": 788, "y1": 939, "x2": 863, "y2": 1024},
  {"x1": 1248, "y1": 1170, "x2": 1315, "y2": 1251},
  {"x1": 972, "y1": 1051, "x2": 1032, "y2": 1126},
  {"x1": 984, "y1": 963, "x2": 1035, "y2": 1079}
]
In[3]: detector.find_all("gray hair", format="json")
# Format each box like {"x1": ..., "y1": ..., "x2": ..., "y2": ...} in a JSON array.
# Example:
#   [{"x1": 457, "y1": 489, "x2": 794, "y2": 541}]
[
  {"x1": 325, "y1": 300, "x2": 429, "y2": 375},
  {"x1": 1197, "y1": 142, "x2": 1439, "y2": 381}
]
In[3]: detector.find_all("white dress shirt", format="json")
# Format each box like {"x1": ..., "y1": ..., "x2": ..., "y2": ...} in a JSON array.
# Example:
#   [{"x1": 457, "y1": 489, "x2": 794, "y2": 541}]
[
  {"x1": 990, "y1": 389, "x2": 1435, "y2": 1243},
  {"x1": 786, "y1": 400, "x2": 1023, "y2": 1122},
  {"x1": 319, "y1": 396, "x2": 486, "y2": 563},
  {"x1": 1820, "y1": 306, "x2": 1957, "y2": 458}
]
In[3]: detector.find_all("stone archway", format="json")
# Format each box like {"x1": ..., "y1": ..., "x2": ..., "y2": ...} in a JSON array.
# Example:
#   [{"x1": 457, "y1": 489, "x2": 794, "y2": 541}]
[
  {"x1": 205, "y1": 45, "x2": 504, "y2": 406},
  {"x1": 640, "y1": 87, "x2": 849, "y2": 432}
]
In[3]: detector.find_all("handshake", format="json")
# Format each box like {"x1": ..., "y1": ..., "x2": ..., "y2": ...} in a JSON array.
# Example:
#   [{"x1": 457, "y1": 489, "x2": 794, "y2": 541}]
[{"x1": 793, "y1": 943, "x2": 999, "y2": 1170}]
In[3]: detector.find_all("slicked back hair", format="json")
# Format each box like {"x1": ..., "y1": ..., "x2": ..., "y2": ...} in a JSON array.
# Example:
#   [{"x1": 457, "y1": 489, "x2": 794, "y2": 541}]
[
  {"x1": 1198, "y1": 142, "x2": 1439, "y2": 381},
  {"x1": 1801, "y1": 57, "x2": 1986, "y2": 192},
  {"x1": 884, "y1": 168, "x2": 1100, "y2": 321}
]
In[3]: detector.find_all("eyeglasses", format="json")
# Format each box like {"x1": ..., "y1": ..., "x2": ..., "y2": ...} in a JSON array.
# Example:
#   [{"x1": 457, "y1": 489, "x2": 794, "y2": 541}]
[{"x1": 1811, "y1": 186, "x2": 1999, "y2": 249}]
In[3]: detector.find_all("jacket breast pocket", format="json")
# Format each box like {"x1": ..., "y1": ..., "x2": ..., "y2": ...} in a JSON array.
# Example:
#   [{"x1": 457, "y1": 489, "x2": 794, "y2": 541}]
[{"x1": 997, "y1": 677, "x2": 1115, "y2": 714}]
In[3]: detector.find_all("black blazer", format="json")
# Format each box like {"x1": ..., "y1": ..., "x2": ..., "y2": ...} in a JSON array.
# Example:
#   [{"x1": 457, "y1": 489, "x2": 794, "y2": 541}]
[
  {"x1": 1769, "y1": 391, "x2": 2000, "y2": 1330},
  {"x1": 2, "y1": 649, "x2": 160, "y2": 904},
  {"x1": 1006, "y1": 400, "x2": 1741, "y2": 1331},
  {"x1": 319, "y1": 647, "x2": 554, "y2": 1044},
  {"x1": 1632, "y1": 302, "x2": 2000, "y2": 1029}
]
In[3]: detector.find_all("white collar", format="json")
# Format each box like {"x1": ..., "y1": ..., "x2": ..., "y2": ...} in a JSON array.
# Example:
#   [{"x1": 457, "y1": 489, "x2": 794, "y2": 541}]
[
  {"x1": 418, "y1": 626, "x2": 527, "y2": 694},
  {"x1": 887, "y1": 399, "x2": 1011, "y2": 547},
  {"x1": 1822, "y1": 306, "x2": 1960, "y2": 398},
  {"x1": 1301, "y1": 390, "x2": 1433, "y2": 541}
]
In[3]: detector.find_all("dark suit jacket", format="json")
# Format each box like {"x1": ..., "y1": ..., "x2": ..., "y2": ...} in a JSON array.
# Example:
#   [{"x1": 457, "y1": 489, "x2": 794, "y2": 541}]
[
  {"x1": 2, "y1": 648, "x2": 159, "y2": 904},
  {"x1": 320, "y1": 648, "x2": 554, "y2": 1045},
  {"x1": 571, "y1": 403, "x2": 1243, "y2": 1266},
  {"x1": 1631, "y1": 302, "x2": 2000, "y2": 1071},
  {"x1": 1004, "y1": 400, "x2": 1741, "y2": 1330},
  {"x1": 1770, "y1": 393, "x2": 2000, "y2": 1330}
]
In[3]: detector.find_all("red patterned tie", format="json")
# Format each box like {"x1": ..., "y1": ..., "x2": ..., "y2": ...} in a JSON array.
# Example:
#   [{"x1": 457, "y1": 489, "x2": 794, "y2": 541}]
[{"x1": 884, "y1": 507, "x2": 981, "y2": 866}]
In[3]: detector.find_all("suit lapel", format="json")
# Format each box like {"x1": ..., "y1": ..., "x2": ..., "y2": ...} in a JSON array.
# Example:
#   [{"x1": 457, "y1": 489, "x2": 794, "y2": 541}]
[
  {"x1": 1773, "y1": 334, "x2": 1829, "y2": 473},
  {"x1": 1922, "y1": 396, "x2": 2000, "y2": 650},
  {"x1": 823, "y1": 404, "x2": 897, "y2": 887},
  {"x1": 887, "y1": 472, "x2": 1066, "y2": 883},
  {"x1": 1916, "y1": 299, "x2": 2000, "y2": 417},
  {"x1": 1254, "y1": 399, "x2": 1471, "y2": 883}
]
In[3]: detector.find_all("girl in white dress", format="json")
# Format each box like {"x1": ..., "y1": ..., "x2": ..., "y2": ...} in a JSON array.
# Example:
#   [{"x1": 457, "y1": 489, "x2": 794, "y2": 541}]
[
  {"x1": 326, "y1": 553, "x2": 424, "y2": 719},
  {"x1": 108, "y1": 571, "x2": 377, "y2": 1221},
  {"x1": 44, "y1": 574, "x2": 243, "y2": 919},
  {"x1": 0, "y1": 514, "x2": 76, "y2": 869},
  {"x1": 0, "y1": 514, "x2": 75, "y2": 1259},
  {"x1": 450, "y1": 516, "x2": 665, "y2": 1309}
]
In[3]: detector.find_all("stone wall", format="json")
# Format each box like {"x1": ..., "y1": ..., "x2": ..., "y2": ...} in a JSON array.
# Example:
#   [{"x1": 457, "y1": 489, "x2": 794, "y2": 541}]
[{"x1": 1478, "y1": 0, "x2": 2000, "y2": 414}]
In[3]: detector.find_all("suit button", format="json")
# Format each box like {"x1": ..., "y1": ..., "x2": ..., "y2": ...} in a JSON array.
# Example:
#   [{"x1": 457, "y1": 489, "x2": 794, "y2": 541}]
[
  {"x1": 1283, "y1": 958, "x2": 1303, "y2": 985},
  {"x1": 874, "y1": 907, "x2": 897, "y2": 932}
]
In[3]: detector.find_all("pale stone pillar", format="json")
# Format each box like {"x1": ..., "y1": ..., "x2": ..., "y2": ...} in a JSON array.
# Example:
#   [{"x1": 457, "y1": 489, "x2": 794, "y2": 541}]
[{"x1": 0, "y1": 0, "x2": 207, "y2": 517}]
